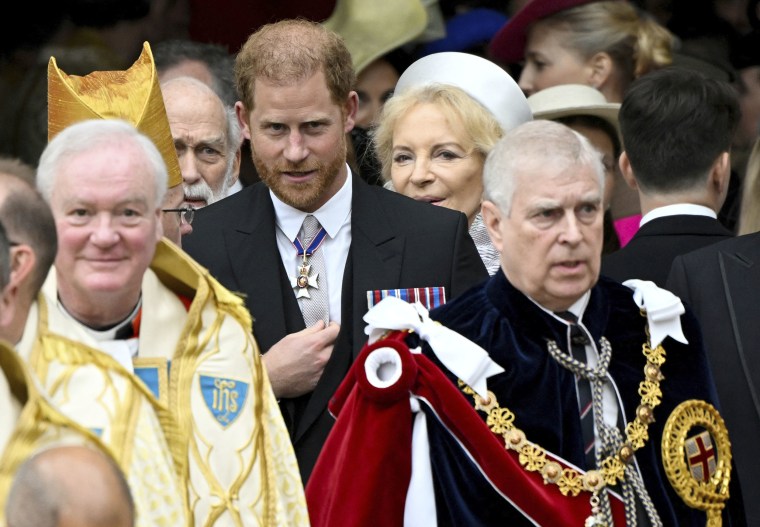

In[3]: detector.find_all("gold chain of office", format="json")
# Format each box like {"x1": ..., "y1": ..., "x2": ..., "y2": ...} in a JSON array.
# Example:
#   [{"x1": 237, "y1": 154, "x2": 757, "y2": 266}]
[{"x1": 457, "y1": 334, "x2": 666, "y2": 497}]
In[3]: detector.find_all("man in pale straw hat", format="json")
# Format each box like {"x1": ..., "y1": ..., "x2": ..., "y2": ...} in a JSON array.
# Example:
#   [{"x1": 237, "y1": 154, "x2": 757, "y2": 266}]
[{"x1": 14, "y1": 43, "x2": 309, "y2": 526}]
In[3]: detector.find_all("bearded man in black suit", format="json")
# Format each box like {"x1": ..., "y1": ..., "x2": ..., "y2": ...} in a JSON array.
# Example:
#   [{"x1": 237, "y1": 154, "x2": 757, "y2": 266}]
[{"x1": 183, "y1": 19, "x2": 488, "y2": 482}]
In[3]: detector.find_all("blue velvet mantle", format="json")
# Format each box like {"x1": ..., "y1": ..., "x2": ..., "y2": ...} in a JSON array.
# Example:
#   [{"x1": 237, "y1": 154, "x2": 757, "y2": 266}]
[{"x1": 425, "y1": 271, "x2": 744, "y2": 526}]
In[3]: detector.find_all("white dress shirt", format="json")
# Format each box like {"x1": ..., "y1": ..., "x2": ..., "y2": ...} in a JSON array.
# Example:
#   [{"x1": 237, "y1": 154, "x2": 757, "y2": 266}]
[
  {"x1": 271, "y1": 167, "x2": 353, "y2": 325},
  {"x1": 639, "y1": 203, "x2": 716, "y2": 226}
]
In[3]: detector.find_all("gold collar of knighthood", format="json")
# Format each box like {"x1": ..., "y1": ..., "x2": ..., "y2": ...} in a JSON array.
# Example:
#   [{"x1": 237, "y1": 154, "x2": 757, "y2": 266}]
[{"x1": 457, "y1": 312, "x2": 732, "y2": 527}]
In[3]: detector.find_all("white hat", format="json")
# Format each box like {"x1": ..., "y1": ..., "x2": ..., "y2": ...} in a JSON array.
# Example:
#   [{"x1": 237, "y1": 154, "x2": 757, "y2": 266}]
[
  {"x1": 527, "y1": 84, "x2": 620, "y2": 136},
  {"x1": 394, "y1": 51, "x2": 532, "y2": 132}
]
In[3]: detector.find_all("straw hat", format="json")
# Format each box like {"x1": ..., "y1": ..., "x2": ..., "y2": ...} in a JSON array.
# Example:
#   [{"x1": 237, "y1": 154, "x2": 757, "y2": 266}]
[
  {"x1": 48, "y1": 41, "x2": 182, "y2": 187},
  {"x1": 489, "y1": 0, "x2": 610, "y2": 64},
  {"x1": 527, "y1": 84, "x2": 620, "y2": 136},
  {"x1": 324, "y1": 0, "x2": 428, "y2": 75},
  {"x1": 394, "y1": 51, "x2": 532, "y2": 132}
]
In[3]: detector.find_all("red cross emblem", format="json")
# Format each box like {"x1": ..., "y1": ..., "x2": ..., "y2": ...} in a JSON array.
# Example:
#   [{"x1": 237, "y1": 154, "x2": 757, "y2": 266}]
[{"x1": 685, "y1": 431, "x2": 716, "y2": 483}]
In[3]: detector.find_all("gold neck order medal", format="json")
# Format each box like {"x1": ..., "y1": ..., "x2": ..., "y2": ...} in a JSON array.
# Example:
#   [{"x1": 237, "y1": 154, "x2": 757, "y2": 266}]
[{"x1": 458, "y1": 333, "x2": 667, "y2": 527}]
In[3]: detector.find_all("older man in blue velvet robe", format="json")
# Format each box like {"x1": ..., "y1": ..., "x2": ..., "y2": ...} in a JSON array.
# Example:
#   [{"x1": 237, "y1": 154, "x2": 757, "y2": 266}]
[{"x1": 423, "y1": 120, "x2": 745, "y2": 526}]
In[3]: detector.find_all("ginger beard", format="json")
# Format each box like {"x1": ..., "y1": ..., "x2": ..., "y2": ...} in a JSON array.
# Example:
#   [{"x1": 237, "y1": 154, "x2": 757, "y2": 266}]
[{"x1": 251, "y1": 130, "x2": 347, "y2": 211}]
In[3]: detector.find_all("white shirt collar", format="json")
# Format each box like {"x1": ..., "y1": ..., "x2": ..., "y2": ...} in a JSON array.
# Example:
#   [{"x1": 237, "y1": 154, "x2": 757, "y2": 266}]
[
  {"x1": 528, "y1": 290, "x2": 591, "y2": 324},
  {"x1": 639, "y1": 203, "x2": 716, "y2": 226},
  {"x1": 270, "y1": 165, "x2": 353, "y2": 242}
]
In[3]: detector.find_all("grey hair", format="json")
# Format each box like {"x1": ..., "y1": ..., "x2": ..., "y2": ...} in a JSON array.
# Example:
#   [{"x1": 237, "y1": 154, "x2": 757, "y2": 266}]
[
  {"x1": 160, "y1": 76, "x2": 242, "y2": 194},
  {"x1": 223, "y1": 105, "x2": 242, "y2": 187},
  {"x1": 36, "y1": 119, "x2": 168, "y2": 206},
  {"x1": 483, "y1": 120, "x2": 605, "y2": 215},
  {"x1": 5, "y1": 445, "x2": 135, "y2": 527},
  {"x1": 153, "y1": 38, "x2": 238, "y2": 107}
]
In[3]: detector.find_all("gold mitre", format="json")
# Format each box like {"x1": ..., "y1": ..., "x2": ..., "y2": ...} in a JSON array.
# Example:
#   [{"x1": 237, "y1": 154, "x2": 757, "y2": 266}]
[{"x1": 47, "y1": 41, "x2": 182, "y2": 187}]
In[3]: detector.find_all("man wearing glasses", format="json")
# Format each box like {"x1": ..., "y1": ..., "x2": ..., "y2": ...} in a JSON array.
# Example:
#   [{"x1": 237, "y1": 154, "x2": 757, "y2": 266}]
[{"x1": 161, "y1": 204, "x2": 195, "y2": 244}]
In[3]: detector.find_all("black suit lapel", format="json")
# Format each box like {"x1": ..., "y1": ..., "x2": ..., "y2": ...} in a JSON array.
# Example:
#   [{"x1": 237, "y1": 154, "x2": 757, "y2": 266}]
[
  {"x1": 718, "y1": 247, "x2": 760, "y2": 423},
  {"x1": 293, "y1": 177, "x2": 403, "y2": 441},
  {"x1": 349, "y1": 178, "x2": 404, "y2": 355}
]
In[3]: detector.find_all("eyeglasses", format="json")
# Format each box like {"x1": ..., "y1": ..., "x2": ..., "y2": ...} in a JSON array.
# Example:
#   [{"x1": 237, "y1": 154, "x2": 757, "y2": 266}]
[{"x1": 162, "y1": 207, "x2": 195, "y2": 225}]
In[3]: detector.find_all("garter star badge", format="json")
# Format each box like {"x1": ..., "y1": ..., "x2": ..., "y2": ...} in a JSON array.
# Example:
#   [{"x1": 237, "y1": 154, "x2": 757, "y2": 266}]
[
  {"x1": 662, "y1": 400, "x2": 732, "y2": 526},
  {"x1": 200, "y1": 375, "x2": 249, "y2": 428}
]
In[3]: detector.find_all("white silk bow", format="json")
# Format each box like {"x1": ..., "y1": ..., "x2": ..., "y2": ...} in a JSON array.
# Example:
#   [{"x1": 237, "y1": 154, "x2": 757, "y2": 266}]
[
  {"x1": 363, "y1": 296, "x2": 504, "y2": 398},
  {"x1": 624, "y1": 279, "x2": 688, "y2": 347}
]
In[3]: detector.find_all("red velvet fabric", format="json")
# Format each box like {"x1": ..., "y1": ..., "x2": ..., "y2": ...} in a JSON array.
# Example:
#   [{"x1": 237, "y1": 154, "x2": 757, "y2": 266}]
[
  {"x1": 188, "y1": 0, "x2": 337, "y2": 54},
  {"x1": 307, "y1": 331, "x2": 625, "y2": 526},
  {"x1": 307, "y1": 336, "x2": 416, "y2": 527}
]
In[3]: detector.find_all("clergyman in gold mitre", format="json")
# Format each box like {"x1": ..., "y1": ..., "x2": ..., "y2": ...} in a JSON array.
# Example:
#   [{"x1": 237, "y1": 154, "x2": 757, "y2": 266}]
[
  {"x1": 47, "y1": 41, "x2": 188, "y2": 245},
  {"x1": 41, "y1": 41, "x2": 310, "y2": 527}
]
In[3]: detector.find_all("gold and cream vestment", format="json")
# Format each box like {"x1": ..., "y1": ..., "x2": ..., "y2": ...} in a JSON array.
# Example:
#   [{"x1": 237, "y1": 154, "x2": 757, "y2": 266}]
[
  {"x1": 16, "y1": 239, "x2": 309, "y2": 526},
  {"x1": 0, "y1": 340, "x2": 112, "y2": 526}
]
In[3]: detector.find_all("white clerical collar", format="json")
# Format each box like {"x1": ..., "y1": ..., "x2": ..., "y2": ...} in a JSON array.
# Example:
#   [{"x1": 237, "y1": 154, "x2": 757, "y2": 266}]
[
  {"x1": 639, "y1": 203, "x2": 716, "y2": 227},
  {"x1": 56, "y1": 296, "x2": 142, "y2": 373},
  {"x1": 271, "y1": 165, "x2": 353, "y2": 242},
  {"x1": 58, "y1": 296, "x2": 142, "y2": 342}
]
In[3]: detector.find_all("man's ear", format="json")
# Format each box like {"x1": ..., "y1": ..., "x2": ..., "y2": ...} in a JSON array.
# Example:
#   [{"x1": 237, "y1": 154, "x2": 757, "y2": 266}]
[
  {"x1": 0, "y1": 245, "x2": 36, "y2": 332},
  {"x1": 481, "y1": 200, "x2": 504, "y2": 254},
  {"x1": 230, "y1": 148, "x2": 242, "y2": 187},
  {"x1": 587, "y1": 52, "x2": 613, "y2": 90},
  {"x1": 235, "y1": 102, "x2": 252, "y2": 141},
  {"x1": 710, "y1": 151, "x2": 731, "y2": 195},
  {"x1": 155, "y1": 208, "x2": 164, "y2": 240},
  {"x1": 8, "y1": 244, "x2": 35, "y2": 294},
  {"x1": 343, "y1": 91, "x2": 359, "y2": 134},
  {"x1": 619, "y1": 151, "x2": 639, "y2": 190}
]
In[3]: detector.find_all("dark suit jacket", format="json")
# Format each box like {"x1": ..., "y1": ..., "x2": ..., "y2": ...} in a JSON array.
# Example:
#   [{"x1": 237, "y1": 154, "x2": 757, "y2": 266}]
[
  {"x1": 668, "y1": 233, "x2": 760, "y2": 525},
  {"x1": 183, "y1": 175, "x2": 488, "y2": 480},
  {"x1": 601, "y1": 214, "x2": 733, "y2": 287}
]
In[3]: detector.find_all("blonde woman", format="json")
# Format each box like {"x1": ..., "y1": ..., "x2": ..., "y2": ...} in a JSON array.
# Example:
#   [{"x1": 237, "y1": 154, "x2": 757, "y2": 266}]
[
  {"x1": 490, "y1": 0, "x2": 674, "y2": 242},
  {"x1": 373, "y1": 52, "x2": 531, "y2": 274},
  {"x1": 738, "y1": 137, "x2": 760, "y2": 234}
]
